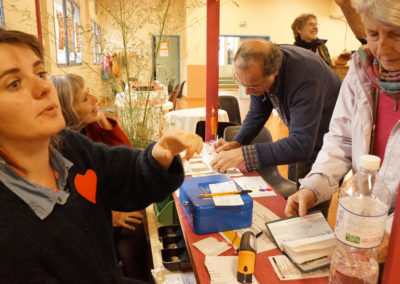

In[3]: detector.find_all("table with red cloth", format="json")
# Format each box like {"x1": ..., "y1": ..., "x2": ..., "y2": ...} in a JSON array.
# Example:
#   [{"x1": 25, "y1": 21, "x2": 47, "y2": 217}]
[{"x1": 173, "y1": 168, "x2": 329, "y2": 284}]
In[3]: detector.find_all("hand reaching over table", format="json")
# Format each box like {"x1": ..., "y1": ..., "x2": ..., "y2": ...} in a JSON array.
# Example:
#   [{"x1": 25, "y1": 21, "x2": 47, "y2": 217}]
[
  {"x1": 152, "y1": 129, "x2": 203, "y2": 170},
  {"x1": 214, "y1": 140, "x2": 241, "y2": 152},
  {"x1": 285, "y1": 188, "x2": 317, "y2": 217},
  {"x1": 210, "y1": 147, "x2": 244, "y2": 173}
]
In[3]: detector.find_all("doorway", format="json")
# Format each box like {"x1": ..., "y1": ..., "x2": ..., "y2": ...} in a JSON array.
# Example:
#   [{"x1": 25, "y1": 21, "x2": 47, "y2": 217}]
[
  {"x1": 219, "y1": 35, "x2": 270, "y2": 97},
  {"x1": 152, "y1": 35, "x2": 180, "y2": 88}
]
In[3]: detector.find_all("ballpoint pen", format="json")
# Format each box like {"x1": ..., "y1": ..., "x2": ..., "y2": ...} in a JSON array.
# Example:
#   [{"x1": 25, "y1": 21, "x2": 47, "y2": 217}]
[{"x1": 198, "y1": 189, "x2": 252, "y2": 198}]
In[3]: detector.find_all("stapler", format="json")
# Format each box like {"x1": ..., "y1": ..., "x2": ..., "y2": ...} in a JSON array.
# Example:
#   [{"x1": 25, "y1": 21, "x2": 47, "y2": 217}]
[{"x1": 237, "y1": 231, "x2": 256, "y2": 283}]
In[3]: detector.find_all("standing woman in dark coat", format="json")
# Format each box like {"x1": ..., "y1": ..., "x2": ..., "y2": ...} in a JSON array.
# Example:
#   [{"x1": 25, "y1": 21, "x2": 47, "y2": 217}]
[{"x1": 291, "y1": 13, "x2": 351, "y2": 67}]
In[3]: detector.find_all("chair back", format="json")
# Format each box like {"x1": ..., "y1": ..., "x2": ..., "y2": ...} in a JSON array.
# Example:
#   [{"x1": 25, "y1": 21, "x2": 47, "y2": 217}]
[
  {"x1": 168, "y1": 83, "x2": 180, "y2": 106},
  {"x1": 223, "y1": 125, "x2": 297, "y2": 198},
  {"x1": 218, "y1": 95, "x2": 242, "y2": 125},
  {"x1": 167, "y1": 79, "x2": 175, "y2": 95},
  {"x1": 177, "y1": 80, "x2": 186, "y2": 99},
  {"x1": 195, "y1": 121, "x2": 237, "y2": 141}
]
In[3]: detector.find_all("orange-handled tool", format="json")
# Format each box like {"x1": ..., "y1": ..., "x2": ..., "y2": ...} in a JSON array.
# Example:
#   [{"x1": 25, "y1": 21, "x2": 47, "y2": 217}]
[{"x1": 237, "y1": 231, "x2": 256, "y2": 283}]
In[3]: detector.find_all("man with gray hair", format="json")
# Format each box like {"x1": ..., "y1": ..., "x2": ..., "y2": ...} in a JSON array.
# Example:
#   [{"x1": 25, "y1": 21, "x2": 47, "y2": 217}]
[{"x1": 211, "y1": 40, "x2": 341, "y2": 186}]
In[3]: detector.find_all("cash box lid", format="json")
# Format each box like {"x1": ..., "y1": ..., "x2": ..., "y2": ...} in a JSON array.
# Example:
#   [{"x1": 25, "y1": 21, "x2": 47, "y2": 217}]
[{"x1": 179, "y1": 174, "x2": 253, "y2": 234}]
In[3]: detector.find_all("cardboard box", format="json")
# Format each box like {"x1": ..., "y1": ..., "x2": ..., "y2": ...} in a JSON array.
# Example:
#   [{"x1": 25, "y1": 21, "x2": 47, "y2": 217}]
[{"x1": 179, "y1": 174, "x2": 253, "y2": 234}]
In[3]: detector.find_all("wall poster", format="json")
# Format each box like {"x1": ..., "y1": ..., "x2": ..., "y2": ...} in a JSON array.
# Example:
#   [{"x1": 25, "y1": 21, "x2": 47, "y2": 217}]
[
  {"x1": 53, "y1": 0, "x2": 82, "y2": 65},
  {"x1": 91, "y1": 19, "x2": 102, "y2": 64},
  {"x1": 0, "y1": 0, "x2": 5, "y2": 29}
]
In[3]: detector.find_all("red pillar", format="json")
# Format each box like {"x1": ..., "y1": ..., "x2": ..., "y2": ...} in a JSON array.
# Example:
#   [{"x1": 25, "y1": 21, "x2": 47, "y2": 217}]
[
  {"x1": 205, "y1": 0, "x2": 220, "y2": 141},
  {"x1": 381, "y1": 189, "x2": 400, "y2": 283},
  {"x1": 35, "y1": 0, "x2": 43, "y2": 46}
]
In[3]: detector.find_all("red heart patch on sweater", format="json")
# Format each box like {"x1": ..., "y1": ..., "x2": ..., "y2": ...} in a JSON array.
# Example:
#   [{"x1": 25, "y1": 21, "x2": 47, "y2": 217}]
[{"x1": 74, "y1": 169, "x2": 97, "y2": 204}]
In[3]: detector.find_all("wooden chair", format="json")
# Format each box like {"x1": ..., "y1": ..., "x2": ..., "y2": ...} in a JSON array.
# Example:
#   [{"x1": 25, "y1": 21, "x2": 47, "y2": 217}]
[
  {"x1": 174, "y1": 80, "x2": 186, "y2": 110},
  {"x1": 168, "y1": 83, "x2": 180, "y2": 110}
]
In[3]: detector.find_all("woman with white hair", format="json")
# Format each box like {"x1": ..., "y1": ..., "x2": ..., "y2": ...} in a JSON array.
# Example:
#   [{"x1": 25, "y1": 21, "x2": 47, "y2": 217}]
[{"x1": 285, "y1": 0, "x2": 400, "y2": 221}]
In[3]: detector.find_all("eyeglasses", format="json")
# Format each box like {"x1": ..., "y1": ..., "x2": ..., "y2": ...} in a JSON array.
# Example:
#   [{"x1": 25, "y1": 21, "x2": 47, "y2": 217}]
[
  {"x1": 307, "y1": 22, "x2": 319, "y2": 28},
  {"x1": 233, "y1": 75, "x2": 265, "y2": 92}
]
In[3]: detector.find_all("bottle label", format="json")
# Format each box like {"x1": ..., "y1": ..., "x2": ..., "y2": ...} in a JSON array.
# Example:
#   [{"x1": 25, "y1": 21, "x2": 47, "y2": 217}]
[{"x1": 335, "y1": 197, "x2": 387, "y2": 248}]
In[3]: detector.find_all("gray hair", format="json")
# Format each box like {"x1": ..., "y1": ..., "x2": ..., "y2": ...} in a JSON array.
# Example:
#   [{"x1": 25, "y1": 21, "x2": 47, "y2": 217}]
[
  {"x1": 50, "y1": 74, "x2": 86, "y2": 131},
  {"x1": 291, "y1": 13, "x2": 317, "y2": 39},
  {"x1": 234, "y1": 40, "x2": 283, "y2": 76},
  {"x1": 355, "y1": 0, "x2": 400, "y2": 27}
]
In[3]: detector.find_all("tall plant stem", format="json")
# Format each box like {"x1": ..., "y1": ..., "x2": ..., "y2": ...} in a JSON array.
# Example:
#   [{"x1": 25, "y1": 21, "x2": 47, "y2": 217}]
[{"x1": 141, "y1": 0, "x2": 171, "y2": 127}]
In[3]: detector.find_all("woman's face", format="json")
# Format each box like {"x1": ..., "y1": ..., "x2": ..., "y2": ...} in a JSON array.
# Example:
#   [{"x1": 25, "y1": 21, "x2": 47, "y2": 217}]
[
  {"x1": 0, "y1": 44, "x2": 65, "y2": 146},
  {"x1": 364, "y1": 14, "x2": 400, "y2": 72},
  {"x1": 73, "y1": 86, "x2": 100, "y2": 127},
  {"x1": 298, "y1": 18, "x2": 318, "y2": 42}
]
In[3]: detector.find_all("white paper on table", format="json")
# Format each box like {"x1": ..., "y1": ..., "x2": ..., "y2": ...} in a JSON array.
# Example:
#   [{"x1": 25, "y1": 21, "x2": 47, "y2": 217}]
[
  {"x1": 237, "y1": 200, "x2": 280, "y2": 252},
  {"x1": 210, "y1": 181, "x2": 244, "y2": 206},
  {"x1": 193, "y1": 237, "x2": 231, "y2": 256},
  {"x1": 268, "y1": 255, "x2": 329, "y2": 281},
  {"x1": 163, "y1": 271, "x2": 197, "y2": 284},
  {"x1": 183, "y1": 156, "x2": 215, "y2": 176},
  {"x1": 204, "y1": 256, "x2": 259, "y2": 284},
  {"x1": 233, "y1": 176, "x2": 276, "y2": 197},
  {"x1": 219, "y1": 200, "x2": 280, "y2": 252}
]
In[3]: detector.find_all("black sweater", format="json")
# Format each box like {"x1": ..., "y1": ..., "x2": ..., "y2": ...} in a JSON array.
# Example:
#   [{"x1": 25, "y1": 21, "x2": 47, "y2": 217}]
[{"x1": 0, "y1": 130, "x2": 184, "y2": 283}]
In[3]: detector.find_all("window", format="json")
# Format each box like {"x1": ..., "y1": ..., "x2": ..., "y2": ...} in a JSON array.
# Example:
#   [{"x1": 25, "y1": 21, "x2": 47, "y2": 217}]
[
  {"x1": 91, "y1": 20, "x2": 102, "y2": 64},
  {"x1": 0, "y1": 0, "x2": 5, "y2": 29},
  {"x1": 53, "y1": 0, "x2": 82, "y2": 65}
]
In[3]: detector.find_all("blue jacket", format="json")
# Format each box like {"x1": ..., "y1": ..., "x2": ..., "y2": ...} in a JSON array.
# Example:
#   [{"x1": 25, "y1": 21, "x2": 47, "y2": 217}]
[{"x1": 234, "y1": 45, "x2": 342, "y2": 168}]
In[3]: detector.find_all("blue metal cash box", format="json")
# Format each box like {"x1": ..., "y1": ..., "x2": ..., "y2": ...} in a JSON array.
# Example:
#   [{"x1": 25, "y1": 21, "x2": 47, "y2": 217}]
[{"x1": 179, "y1": 174, "x2": 253, "y2": 234}]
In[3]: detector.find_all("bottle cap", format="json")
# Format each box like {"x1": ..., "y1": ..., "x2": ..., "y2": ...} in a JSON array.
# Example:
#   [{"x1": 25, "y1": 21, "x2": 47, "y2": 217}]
[{"x1": 360, "y1": 154, "x2": 381, "y2": 171}]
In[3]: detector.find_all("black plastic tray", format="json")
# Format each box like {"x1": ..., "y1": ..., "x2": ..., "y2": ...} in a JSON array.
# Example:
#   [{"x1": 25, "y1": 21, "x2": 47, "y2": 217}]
[
  {"x1": 161, "y1": 247, "x2": 191, "y2": 271},
  {"x1": 161, "y1": 235, "x2": 186, "y2": 249},
  {"x1": 158, "y1": 224, "x2": 182, "y2": 241}
]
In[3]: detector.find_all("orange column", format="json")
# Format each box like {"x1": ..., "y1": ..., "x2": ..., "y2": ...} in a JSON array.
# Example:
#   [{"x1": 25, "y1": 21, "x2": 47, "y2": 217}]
[
  {"x1": 205, "y1": 0, "x2": 220, "y2": 141},
  {"x1": 382, "y1": 188, "x2": 400, "y2": 283}
]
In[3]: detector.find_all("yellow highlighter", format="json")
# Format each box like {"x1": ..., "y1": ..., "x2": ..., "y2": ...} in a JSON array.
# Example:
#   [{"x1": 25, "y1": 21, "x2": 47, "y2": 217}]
[{"x1": 237, "y1": 231, "x2": 257, "y2": 283}]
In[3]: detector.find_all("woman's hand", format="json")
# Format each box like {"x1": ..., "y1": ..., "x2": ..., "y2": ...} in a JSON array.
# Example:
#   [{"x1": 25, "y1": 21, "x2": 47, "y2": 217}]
[
  {"x1": 96, "y1": 112, "x2": 114, "y2": 130},
  {"x1": 152, "y1": 129, "x2": 203, "y2": 170},
  {"x1": 285, "y1": 188, "x2": 317, "y2": 217},
  {"x1": 112, "y1": 210, "x2": 143, "y2": 230}
]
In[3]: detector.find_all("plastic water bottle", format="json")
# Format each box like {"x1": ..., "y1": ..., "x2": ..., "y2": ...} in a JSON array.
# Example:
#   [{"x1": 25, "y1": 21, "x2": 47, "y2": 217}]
[{"x1": 329, "y1": 155, "x2": 391, "y2": 284}]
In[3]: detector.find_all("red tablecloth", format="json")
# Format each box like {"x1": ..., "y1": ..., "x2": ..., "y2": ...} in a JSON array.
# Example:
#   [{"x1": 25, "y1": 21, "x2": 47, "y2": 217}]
[{"x1": 174, "y1": 177, "x2": 329, "y2": 284}]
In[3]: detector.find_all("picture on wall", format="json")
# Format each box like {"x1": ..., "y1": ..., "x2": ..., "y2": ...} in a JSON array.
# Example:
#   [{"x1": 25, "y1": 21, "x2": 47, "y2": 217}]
[
  {"x1": 53, "y1": 0, "x2": 82, "y2": 65},
  {"x1": 91, "y1": 19, "x2": 102, "y2": 64},
  {"x1": 0, "y1": 0, "x2": 5, "y2": 29}
]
